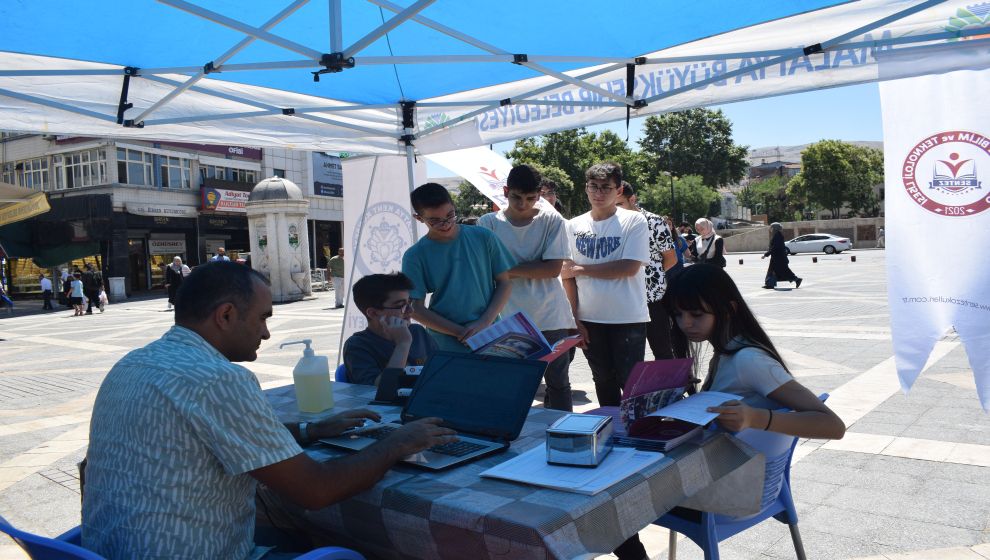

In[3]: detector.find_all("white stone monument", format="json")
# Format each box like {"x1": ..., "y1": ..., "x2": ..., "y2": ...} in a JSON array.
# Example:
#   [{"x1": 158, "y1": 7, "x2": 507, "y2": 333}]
[{"x1": 246, "y1": 177, "x2": 312, "y2": 303}]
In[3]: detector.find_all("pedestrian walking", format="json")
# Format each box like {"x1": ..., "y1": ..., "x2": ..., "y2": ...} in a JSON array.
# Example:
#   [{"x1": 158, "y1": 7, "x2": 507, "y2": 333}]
[
  {"x1": 39, "y1": 273, "x2": 54, "y2": 310},
  {"x1": 165, "y1": 256, "x2": 189, "y2": 311},
  {"x1": 762, "y1": 222, "x2": 802, "y2": 289},
  {"x1": 82, "y1": 264, "x2": 102, "y2": 315},
  {"x1": 876, "y1": 227, "x2": 885, "y2": 248},
  {"x1": 210, "y1": 247, "x2": 230, "y2": 262},
  {"x1": 328, "y1": 248, "x2": 346, "y2": 309},
  {"x1": 70, "y1": 272, "x2": 85, "y2": 316}
]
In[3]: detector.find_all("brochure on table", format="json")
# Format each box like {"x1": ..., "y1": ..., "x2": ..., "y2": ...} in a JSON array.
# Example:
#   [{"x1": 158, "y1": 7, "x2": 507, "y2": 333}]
[
  {"x1": 465, "y1": 311, "x2": 581, "y2": 362},
  {"x1": 480, "y1": 445, "x2": 664, "y2": 495}
]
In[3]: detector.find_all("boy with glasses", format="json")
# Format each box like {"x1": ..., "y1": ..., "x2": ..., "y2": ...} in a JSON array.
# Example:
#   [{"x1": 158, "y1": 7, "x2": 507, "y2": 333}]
[
  {"x1": 478, "y1": 165, "x2": 577, "y2": 411},
  {"x1": 343, "y1": 273, "x2": 438, "y2": 386},
  {"x1": 561, "y1": 163, "x2": 650, "y2": 407},
  {"x1": 402, "y1": 183, "x2": 515, "y2": 352}
]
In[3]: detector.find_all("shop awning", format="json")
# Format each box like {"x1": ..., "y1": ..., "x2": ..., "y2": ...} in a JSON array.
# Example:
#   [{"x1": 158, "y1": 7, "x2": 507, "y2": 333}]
[{"x1": 0, "y1": 182, "x2": 50, "y2": 227}]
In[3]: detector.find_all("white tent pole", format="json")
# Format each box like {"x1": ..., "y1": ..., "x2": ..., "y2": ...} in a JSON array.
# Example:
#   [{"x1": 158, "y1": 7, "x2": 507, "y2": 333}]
[
  {"x1": 329, "y1": 0, "x2": 342, "y2": 53},
  {"x1": 132, "y1": 0, "x2": 309, "y2": 124},
  {"x1": 157, "y1": 0, "x2": 323, "y2": 60},
  {"x1": 336, "y1": 156, "x2": 380, "y2": 367},
  {"x1": 643, "y1": 0, "x2": 951, "y2": 105},
  {"x1": 342, "y1": 0, "x2": 436, "y2": 59},
  {"x1": 0, "y1": 87, "x2": 117, "y2": 122},
  {"x1": 405, "y1": 144, "x2": 418, "y2": 243}
]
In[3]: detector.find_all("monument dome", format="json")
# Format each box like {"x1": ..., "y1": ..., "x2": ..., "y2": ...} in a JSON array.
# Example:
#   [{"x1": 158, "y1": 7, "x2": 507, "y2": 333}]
[{"x1": 249, "y1": 176, "x2": 304, "y2": 202}]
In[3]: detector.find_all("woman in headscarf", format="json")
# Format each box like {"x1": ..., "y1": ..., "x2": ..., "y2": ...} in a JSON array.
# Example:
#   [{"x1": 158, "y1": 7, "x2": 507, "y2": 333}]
[
  {"x1": 164, "y1": 256, "x2": 189, "y2": 310},
  {"x1": 690, "y1": 218, "x2": 726, "y2": 268},
  {"x1": 762, "y1": 222, "x2": 802, "y2": 289}
]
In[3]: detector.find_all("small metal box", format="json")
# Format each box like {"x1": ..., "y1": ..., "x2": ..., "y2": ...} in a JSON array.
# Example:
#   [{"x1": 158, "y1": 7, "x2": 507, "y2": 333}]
[{"x1": 545, "y1": 413, "x2": 613, "y2": 467}]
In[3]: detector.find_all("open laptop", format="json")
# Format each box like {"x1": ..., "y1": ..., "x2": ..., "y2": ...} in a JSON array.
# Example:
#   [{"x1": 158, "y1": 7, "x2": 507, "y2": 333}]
[{"x1": 320, "y1": 351, "x2": 547, "y2": 471}]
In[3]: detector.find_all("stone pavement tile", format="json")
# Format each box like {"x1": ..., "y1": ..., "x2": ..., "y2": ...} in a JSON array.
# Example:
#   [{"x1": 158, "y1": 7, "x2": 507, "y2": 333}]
[
  {"x1": 823, "y1": 486, "x2": 990, "y2": 531},
  {"x1": 974, "y1": 543, "x2": 990, "y2": 559},
  {"x1": 803, "y1": 505, "x2": 982, "y2": 550},
  {"x1": 790, "y1": 460, "x2": 862, "y2": 487},
  {"x1": 857, "y1": 410, "x2": 921, "y2": 427},
  {"x1": 917, "y1": 477, "x2": 990, "y2": 508},
  {"x1": 884, "y1": 546, "x2": 988, "y2": 559},
  {"x1": 846, "y1": 420, "x2": 911, "y2": 437},
  {"x1": 881, "y1": 437, "x2": 957, "y2": 462},
  {"x1": 898, "y1": 425, "x2": 989, "y2": 446},
  {"x1": 763, "y1": 528, "x2": 890, "y2": 560},
  {"x1": 791, "y1": 480, "x2": 843, "y2": 505},
  {"x1": 932, "y1": 462, "x2": 990, "y2": 484},
  {"x1": 823, "y1": 432, "x2": 895, "y2": 454},
  {"x1": 858, "y1": 454, "x2": 941, "y2": 478}
]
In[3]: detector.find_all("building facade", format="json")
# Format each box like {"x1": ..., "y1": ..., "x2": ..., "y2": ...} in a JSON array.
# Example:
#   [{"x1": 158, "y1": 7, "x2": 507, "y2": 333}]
[{"x1": 0, "y1": 134, "x2": 343, "y2": 297}]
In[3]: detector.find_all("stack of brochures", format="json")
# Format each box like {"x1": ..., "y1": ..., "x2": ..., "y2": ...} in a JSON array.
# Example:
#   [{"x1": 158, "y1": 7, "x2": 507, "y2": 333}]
[
  {"x1": 465, "y1": 311, "x2": 582, "y2": 362},
  {"x1": 479, "y1": 445, "x2": 663, "y2": 495}
]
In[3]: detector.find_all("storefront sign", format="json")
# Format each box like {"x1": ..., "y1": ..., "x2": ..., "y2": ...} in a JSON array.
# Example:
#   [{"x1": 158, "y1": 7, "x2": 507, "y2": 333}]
[
  {"x1": 159, "y1": 141, "x2": 263, "y2": 160},
  {"x1": 201, "y1": 187, "x2": 249, "y2": 213},
  {"x1": 312, "y1": 152, "x2": 343, "y2": 197},
  {"x1": 126, "y1": 203, "x2": 198, "y2": 219},
  {"x1": 0, "y1": 191, "x2": 50, "y2": 227},
  {"x1": 148, "y1": 239, "x2": 187, "y2": 255},
  {"x1": 199, "y1": 214, "x2": 247, "y2": 230}
]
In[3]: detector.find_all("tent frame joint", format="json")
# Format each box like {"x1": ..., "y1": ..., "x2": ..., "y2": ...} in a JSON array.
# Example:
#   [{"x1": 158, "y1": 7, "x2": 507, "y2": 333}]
[
  {"x1": 633, "y1": 99, "x2": 647, "y2": 109},
  {"x1": 803, "y1": 43, "x2": 824, "y2": 56},
  {"x1": 282, "y1": 108, "x2": 296, "y2": 115},
  {"x1": 499, "y1": 98, "x2": 511, "y2": 107},
  {"x1": 512, "y1": 54, "x2": 528, "y2": 65},
  {"x1": 203, "y1": 61, "x2": 219, "y2": 74},
  {"x1": 121, "y1": 119, "x2": 144, "y2": 128},
  {"x1": 400, "y1": 101, "x2": 416, "y2": 146},
  {"x1": 116, "y1": 68, "x2": 139, "y2": 125},
  {"x1": 634, "y1": 56, "x2": 647, "y2": 65}
]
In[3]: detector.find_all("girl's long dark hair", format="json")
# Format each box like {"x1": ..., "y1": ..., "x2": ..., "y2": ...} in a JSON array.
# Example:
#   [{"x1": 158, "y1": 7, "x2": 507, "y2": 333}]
[{"x1": 665, "y1": 264, "x2": 790, "y2": 390}]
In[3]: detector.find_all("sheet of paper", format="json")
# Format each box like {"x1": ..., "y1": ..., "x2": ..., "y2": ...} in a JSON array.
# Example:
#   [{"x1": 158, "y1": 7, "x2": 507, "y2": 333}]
[
  {"x1": 646, "y1": 391, "x2": 741, "y2": 426},
  {"x1": 480, "y1": 445, "x2": 663, "y2": 495}
]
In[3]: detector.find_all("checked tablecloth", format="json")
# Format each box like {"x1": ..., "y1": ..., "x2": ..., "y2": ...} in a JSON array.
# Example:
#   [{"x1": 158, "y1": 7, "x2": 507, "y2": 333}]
[{"x1": 263, "y1": 382, "x2": 764, "y2": 560}]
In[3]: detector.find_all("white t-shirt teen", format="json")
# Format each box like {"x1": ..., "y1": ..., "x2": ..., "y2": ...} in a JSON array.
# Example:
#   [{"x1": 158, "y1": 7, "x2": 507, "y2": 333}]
[
  {"x1": 478, "y1": 208, "x2": 576, "y2": 331},
  {"x1": 566, "y1": 207, "x2": 650, "y2": 324}
]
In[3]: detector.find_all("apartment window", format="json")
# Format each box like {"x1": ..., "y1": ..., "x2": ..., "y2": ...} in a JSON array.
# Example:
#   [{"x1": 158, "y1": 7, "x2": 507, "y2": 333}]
[
  {"x1": 116, "y1": 148, "x2": 154, "y2": 186},
  {"x1": 231, "y1": 168, "x2": 257, "y2": 184},
  {"x1": 18, "y1": 158, "x2": 49, "y2": 190},
  {"x1": 2, "y1": 163, "x2": 15, "y2": 185},
  {"x1": 52, "y1": 149, "x2": 108, "y2": 189},
  {"x1": 273, "y1": 168, "x2": 285, "y2": 178},
  {"x1": 160, "y1": 156, "x2": 191, "y2": 189}
]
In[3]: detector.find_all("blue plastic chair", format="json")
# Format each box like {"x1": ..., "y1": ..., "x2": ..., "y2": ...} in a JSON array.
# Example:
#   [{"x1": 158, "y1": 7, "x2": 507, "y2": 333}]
[
  {"x1": 654, "y1": 394, "x2": 830, "y2": 560},
  {"x1": 334, "y1": 363, "x2": 348, "y2": 383},
  {"x1": 1, "y1": 515, "x2": 365, "y2": 560}
]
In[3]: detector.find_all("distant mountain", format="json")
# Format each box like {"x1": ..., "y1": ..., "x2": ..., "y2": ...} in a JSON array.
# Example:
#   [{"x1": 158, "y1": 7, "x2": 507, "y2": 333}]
[{"x1": 746, "y1": 141, "x2": 883, "y2": 165}]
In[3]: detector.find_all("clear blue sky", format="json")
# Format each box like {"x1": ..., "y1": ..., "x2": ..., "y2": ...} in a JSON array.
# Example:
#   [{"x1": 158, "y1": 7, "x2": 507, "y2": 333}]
[{"x1": 426, "y1": 82, "x2": 883, "y2": 178}]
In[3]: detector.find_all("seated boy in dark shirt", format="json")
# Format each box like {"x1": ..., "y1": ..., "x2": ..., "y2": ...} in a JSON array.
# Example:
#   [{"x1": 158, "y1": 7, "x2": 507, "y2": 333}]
[{"x1": 342, "y1": 273, "x2": 437, "y2": 385}]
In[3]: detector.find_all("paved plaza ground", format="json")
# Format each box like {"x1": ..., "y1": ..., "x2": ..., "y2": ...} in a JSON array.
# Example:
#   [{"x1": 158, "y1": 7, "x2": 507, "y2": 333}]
[{"x1": 0, "y1": 250, "x2": 988, "y2": 560}]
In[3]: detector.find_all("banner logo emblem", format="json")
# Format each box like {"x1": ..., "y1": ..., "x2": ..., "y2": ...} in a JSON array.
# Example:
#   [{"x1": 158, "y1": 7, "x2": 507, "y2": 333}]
[
  {"x1": 352, "y1": 202, "x2": 414, "y2": 275},
  {"x1": 901, "y1": 130, "x2": 989, "y2": 216}
]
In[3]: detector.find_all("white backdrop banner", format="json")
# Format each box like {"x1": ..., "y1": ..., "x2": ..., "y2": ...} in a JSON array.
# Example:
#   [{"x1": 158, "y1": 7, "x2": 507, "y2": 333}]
[
  {"x1": 338, "y1": 155, "x2": 427, "y2": 363},
  {"x1": 880, "y1": 68, "x2": 990, "y2": 410},
  {"x1": 425, "y1": 147, "x2": 557, "y2": 214}
]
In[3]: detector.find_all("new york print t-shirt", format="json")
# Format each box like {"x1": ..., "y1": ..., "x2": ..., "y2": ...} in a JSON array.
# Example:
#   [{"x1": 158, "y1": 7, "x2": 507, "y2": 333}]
[{"x1": 566, "y1": 207, "x2": 650, "y2": 324}]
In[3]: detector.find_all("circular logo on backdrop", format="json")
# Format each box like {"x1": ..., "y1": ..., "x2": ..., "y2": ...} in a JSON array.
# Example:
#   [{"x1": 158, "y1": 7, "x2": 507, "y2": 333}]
[
  {"x1": 901, "y1": 130, "x2": 990, "y2": 217},
  {"x1": 352, "y1": 202, "x2": 416, "y2": 276}
]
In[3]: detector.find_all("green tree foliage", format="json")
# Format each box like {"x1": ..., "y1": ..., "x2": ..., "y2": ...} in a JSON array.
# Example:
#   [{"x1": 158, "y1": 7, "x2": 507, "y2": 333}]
[
  {"x1": 739, "y1": 176, "x2": 803, "y2": 223},
  {"x1": 635, "y1": 175, "x2": 721, "y2": 224},
  {"x1": 638, "y1": 108, "x2": 749, "y2": 188},
  {"x1": 505, "y1": 128, "x2": 646, "y2": 216},
  {"x1": 451, "y1": 181, "x2": 493, "y2": 218},
  {"x1": 796, "y1": 140, "x2": 884, "y2": 218}
]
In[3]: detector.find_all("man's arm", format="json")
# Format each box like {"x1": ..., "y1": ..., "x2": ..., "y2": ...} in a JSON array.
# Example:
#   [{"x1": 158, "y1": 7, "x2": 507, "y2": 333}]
[
  {"x1": 507, "y1": 259, "x2": 563, "y2": 279},
  {"x1": 252, "y1": 418, "x2": 456, "y2": 510},
  {"x1": 661, "y1": 249, "x2": 678, "y2": 272},
  {"x1": 460, "y1": 271, "x2": 512, "y2": 341},
  {"x1": 410, "y1": 300, "x2": 467, "y2": 339},
  {"x1": 560, "y1": 259, "x2": 642, "y2": 280}
]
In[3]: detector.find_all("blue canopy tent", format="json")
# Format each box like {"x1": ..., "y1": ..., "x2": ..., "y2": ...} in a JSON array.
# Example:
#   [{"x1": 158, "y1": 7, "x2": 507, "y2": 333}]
[{"x1": 0, "y1": 0, "x2": 986, "y2": 165}]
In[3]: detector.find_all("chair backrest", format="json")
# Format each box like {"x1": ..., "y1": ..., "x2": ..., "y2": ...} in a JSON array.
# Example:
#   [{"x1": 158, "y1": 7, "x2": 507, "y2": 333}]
[
  {"x1": 0, "y1": 516, "x2": 105, "y2": 560},
  {"x1": 334, "y1": 363, "x2": 348, "y2": 383},
  {"x1": 733, "y1": 393, "x2": 829, "y2": 512}
]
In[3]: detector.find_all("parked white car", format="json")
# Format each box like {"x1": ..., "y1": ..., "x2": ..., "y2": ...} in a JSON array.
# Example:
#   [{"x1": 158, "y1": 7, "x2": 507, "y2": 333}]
[{"x1": 785, "y1": 233, "x2": 851, "y2": 255}]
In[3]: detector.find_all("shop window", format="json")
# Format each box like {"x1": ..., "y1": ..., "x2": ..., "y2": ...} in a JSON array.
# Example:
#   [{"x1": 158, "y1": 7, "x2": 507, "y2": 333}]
[
  {"x1": 116, "y1": 148, "x2": 154, "y2": 186},
  {"x1": 161, "y1": 156, "x2": 191, "y2": 189}
]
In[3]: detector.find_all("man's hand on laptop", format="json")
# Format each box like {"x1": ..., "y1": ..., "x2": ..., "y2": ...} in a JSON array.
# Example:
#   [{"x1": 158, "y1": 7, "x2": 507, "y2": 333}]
[
  {"x1": 312, "y1": 409, "x2": 382, "y2": 439},
  {"x1": 386, "y1": 418, "x2": 458, "y2": 456}
]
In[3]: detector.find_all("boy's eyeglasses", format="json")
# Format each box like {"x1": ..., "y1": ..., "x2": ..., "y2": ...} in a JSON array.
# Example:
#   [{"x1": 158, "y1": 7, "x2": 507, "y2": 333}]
[
  {"x1": 418, "y1": 211, "x2": 457, "y2": 227},
  {"x1": 378, "y1": 300, "x2": 413, "y2": 311},
  {"x1": 585, "y1": 182, "x2": 617, "y2": 194}
]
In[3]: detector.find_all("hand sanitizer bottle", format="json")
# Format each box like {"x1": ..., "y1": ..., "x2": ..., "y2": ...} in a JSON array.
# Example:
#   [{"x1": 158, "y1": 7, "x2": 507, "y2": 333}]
[{"x1": 280, "y1": 339, "x2": 334, "y2": 413}]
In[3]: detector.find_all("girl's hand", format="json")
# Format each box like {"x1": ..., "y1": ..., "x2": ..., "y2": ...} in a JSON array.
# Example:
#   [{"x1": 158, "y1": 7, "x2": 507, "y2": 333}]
[{"x1": 706, "y1": 400, "x2": 768, "y2": 433}]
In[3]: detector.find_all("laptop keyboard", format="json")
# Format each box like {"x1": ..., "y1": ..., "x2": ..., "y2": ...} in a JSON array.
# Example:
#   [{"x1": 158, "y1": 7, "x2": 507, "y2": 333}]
[{"x1": 360, "y1": 426, "x2": 488, "y2": 457}]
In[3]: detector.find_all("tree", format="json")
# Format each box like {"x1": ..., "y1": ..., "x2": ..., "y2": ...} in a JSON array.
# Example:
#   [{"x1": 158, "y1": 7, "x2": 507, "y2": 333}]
[
  {"x1": 505, "y1": 128, "x2": 644, "y2": 216},
  {"x1": 739, "y1": 176, "x2": 803, "y2": 223},
  {"x1": 451, "y1": 181, "x2": 493, "y2": 218},
  {"x1": 635, "y1": 175, "x2": 721, "y2": 224},
  {"x1": 638, "y1": 108, "x2": 749, "y2": 189},
  {"x1": 797, "y1": 140, "x2": 884, "y2": 218}
]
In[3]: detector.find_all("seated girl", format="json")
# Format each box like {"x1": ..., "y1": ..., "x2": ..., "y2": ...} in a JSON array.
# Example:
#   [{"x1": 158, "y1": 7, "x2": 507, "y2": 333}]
[{"x1": 614, "y1": 264, "x2": 844, "y2": 560}]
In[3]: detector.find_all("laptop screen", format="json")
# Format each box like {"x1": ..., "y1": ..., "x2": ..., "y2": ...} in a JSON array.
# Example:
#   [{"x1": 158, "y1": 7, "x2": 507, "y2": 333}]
[{"x1": 401, "y1": 352, "x2": 547, "y2": 442}]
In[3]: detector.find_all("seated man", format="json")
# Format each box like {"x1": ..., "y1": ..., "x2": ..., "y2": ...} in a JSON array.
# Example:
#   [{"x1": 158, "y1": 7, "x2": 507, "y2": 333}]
[
  {"x1": 83, "y1": 262, "x2": 455, "y2": 560},
  {"x1": 343, "y1": 273, "x2": 437, "y2": 386}
]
